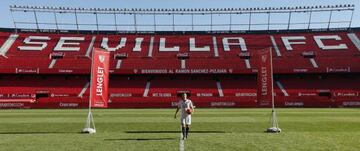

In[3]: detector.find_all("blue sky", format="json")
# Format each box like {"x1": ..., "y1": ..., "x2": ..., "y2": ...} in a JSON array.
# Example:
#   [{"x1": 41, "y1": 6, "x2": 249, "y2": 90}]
[{"x1": 0, "y1": 0, "x2": 358, "y2": 31}]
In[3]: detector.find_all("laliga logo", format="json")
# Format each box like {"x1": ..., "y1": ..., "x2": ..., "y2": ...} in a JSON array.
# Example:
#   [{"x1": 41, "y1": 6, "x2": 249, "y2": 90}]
[{"x1": 99, "y1": 55, "x2": 105, "y2": 63}]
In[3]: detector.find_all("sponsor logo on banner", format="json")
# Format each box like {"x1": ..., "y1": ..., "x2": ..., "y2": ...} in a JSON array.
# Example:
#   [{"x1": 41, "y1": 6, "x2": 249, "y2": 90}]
[
  {"x1": 342, "y1": 102, "x2": 360, "y2": 106},
  {"x1": 235, "y1": 93, "x2": 257, "y2": 97},
  {"x1": 0, "y1": 103, "x2": 25, "y2": 108},
  {"x1": 326, "y1": 67, "x2": 351, "y2": 73},
  {"x1": 90, "y1": 48, "x2": 110, "y2": 108},
  {"x1": 15, "y1": 68, "x2": 39, "y2": 74},
  {"x1": 58, "y1": 69, "x2": 73, "y2": 73},
  {"x1": 0, "y1": 94, "x2": 35, "y2": 99},
  {"x1": 36, "y1": 90, "x2": 49, "y2": 93},
  {"x1": 59, "y1": 102, "x2": 79, "y2": 108},
  {"x1": 10, "y1": 94, "x2": 33, "y2": 98},
  {"x1": 210, "y1": 102, "x2": 236, "y2": 107},
  {"x1": 257, "y1": 48, "x2": 273, "y2": 106},
  {"x1": 152, "y1": 93, "x2": 172, "y2": 97},
  {"x1": 196, "y1": 93, "x2": 213, "y2": 97},
  {"x1": 110, "y1": 93, "x2": 132, "y2": 97},
  {"x1": 333, "y1": 92, "x2": 359, "y2": 97},
  {"x1": 298, "y1": 92, "x2": 317, "y2": 96},
  {"x1": 285, "y1": 102, "x2": 304, "y2": 107},
  {"x1": 50, "y1": 93, "x2": 70, "y2": 97},
  {"x1": 293, "y1": 69, "x2": 308, "y2": 73}
]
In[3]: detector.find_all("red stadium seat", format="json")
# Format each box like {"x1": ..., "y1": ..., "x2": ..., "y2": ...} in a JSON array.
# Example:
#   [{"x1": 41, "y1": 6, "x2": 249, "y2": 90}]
[{"x1": 1, "y1": 29, "x2": 360, "y2": 108}]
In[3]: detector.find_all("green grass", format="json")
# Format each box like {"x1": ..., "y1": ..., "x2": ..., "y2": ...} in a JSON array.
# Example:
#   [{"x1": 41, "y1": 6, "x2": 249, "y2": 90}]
[{"x1": 0, "y1": 108, "x2": 359, "y2": 151}]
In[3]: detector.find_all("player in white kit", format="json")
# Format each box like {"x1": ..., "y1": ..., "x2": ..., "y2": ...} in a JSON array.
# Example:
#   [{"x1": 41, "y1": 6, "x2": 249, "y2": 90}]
[{"x1": 174, "y1": 93, "x2": 195, "y2": 140}]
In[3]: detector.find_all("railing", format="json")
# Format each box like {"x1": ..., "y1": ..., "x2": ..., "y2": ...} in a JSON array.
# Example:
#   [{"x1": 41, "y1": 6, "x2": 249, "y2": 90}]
[{"x1": 9, "y1": 4, "x2": 355, "y2": 33}]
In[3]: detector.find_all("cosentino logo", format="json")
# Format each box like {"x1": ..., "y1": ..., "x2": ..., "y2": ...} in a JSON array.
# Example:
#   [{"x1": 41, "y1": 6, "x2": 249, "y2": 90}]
[{"x1": 96, "y1": 67, "x2": 105, "y2": 96}]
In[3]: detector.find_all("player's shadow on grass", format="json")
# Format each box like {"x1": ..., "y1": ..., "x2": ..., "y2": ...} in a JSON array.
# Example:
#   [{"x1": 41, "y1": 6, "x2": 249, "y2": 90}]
[
  {"x1": 125, "y1": 130, "x2": 226, "y2": 134},
  {"x1": 0, "y1": 131, "x2": 79, "y2": 134},
  {"x1": 104, "y1": 138, "x2": 177, "y2": 141}
]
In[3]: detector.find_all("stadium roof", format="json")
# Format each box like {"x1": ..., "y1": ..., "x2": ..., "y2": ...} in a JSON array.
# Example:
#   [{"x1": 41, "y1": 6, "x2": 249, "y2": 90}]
[{"x1": 0, "y1": 0, "x2": 359, "y2": 32}]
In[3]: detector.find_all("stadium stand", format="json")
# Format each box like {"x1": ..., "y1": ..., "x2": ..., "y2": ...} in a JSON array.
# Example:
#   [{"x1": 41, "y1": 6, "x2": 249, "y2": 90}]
[{"x1": 0, "y1": 28, "x2": 360, "y2": 108}]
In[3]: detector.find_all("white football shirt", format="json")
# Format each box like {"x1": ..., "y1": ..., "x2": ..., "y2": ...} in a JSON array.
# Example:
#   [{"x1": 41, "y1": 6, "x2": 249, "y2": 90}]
[{"x1": 178, "y1": 99, "x2": 194, "y2": 117}]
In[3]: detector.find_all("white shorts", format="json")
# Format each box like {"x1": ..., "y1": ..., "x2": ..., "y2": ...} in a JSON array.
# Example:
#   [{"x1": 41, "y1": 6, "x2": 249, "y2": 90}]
[{"x1": 180, "y1": 115, "x2": 191, "y2": 125}]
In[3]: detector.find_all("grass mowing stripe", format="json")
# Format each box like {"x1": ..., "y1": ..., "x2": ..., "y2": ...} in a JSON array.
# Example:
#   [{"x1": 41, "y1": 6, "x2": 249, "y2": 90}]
[{"x1": 0, "y1": 108, "x2": 359, "y2": 151}]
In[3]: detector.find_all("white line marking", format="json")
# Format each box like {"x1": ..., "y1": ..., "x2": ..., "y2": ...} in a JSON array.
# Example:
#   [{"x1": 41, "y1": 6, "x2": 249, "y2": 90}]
[
  {"x1": 347, "y1": 33, "x2": 360, "y2": 51},
  {"x1": 78, "y1": 82, "x2": 90, "y2": 97},
  {"x1": 213, "y1": 36, "x2": 219, "y2": 57},
  {"x1": 179, "y1": 131, "x2": 185, "y2": 151},
  {"x1": 85, "y1": 36, "x2": 96, "y2": 58},
  {"x1": 0, "y1": 34, "x2": 18, "y2": 57},
  {"x1": 181, "y1": 59, "x2": 186, "y2": 69},
  {"x1": 276, "y1": 81, "x2": 289, "y2": 96},
  {"x1": 133, "y1": 38, "x2": 144, "y2": 51},
  {"x1": 309, "y1": 58, "x2": 318, "y2": 68},
  {"x1": 245, "y1": 59, "x2": 251, "y2": 69},
  {"x1": 143, "y1": 81, "x2": 151, "y2": 97},
  {"x1": 216, "y1": 81, "x2": 224, "y2": 97},
  {"x1": 148, "y1": 37, "x2": 154, "y2": 57},
  {"x1": 116, "y1": 60, "x2": 122, "y2": 69},
  {"x1": 270, "y1": 36, "x2": 282, "y2": 57},
  {"x1": 48, "y1": 59, "x2": 57, "y2": 69}
]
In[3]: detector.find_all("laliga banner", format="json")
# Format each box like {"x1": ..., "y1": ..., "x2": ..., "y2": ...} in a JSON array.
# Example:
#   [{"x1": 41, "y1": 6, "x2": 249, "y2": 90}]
[
  {"x1": 90, "y1": 48, "x2": 110, "y2": 108},
  {"x1": 257, "y1": 48, "x2": 273, "y2": 106}
]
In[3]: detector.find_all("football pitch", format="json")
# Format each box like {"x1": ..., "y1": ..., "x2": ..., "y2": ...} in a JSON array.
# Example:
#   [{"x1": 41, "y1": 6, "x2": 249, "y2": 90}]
[{"x1": 0, "y1": 108, "x2": 359, "y2": 151}]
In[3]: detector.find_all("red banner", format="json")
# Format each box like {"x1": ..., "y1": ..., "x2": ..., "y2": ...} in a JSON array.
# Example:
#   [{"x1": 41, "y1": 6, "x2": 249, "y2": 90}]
[
  {"x1": 90, "y1": 48, "x2": 110, "y2": 108},
  {"x1": 257, "y1": 48, "x2": 273, "y2": 106}
]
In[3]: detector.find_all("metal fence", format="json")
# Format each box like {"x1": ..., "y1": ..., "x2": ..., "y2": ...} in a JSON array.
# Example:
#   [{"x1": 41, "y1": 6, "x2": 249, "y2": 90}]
[{"x1": 9, "y1": 4, "x2": 355, "y2": 33}]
